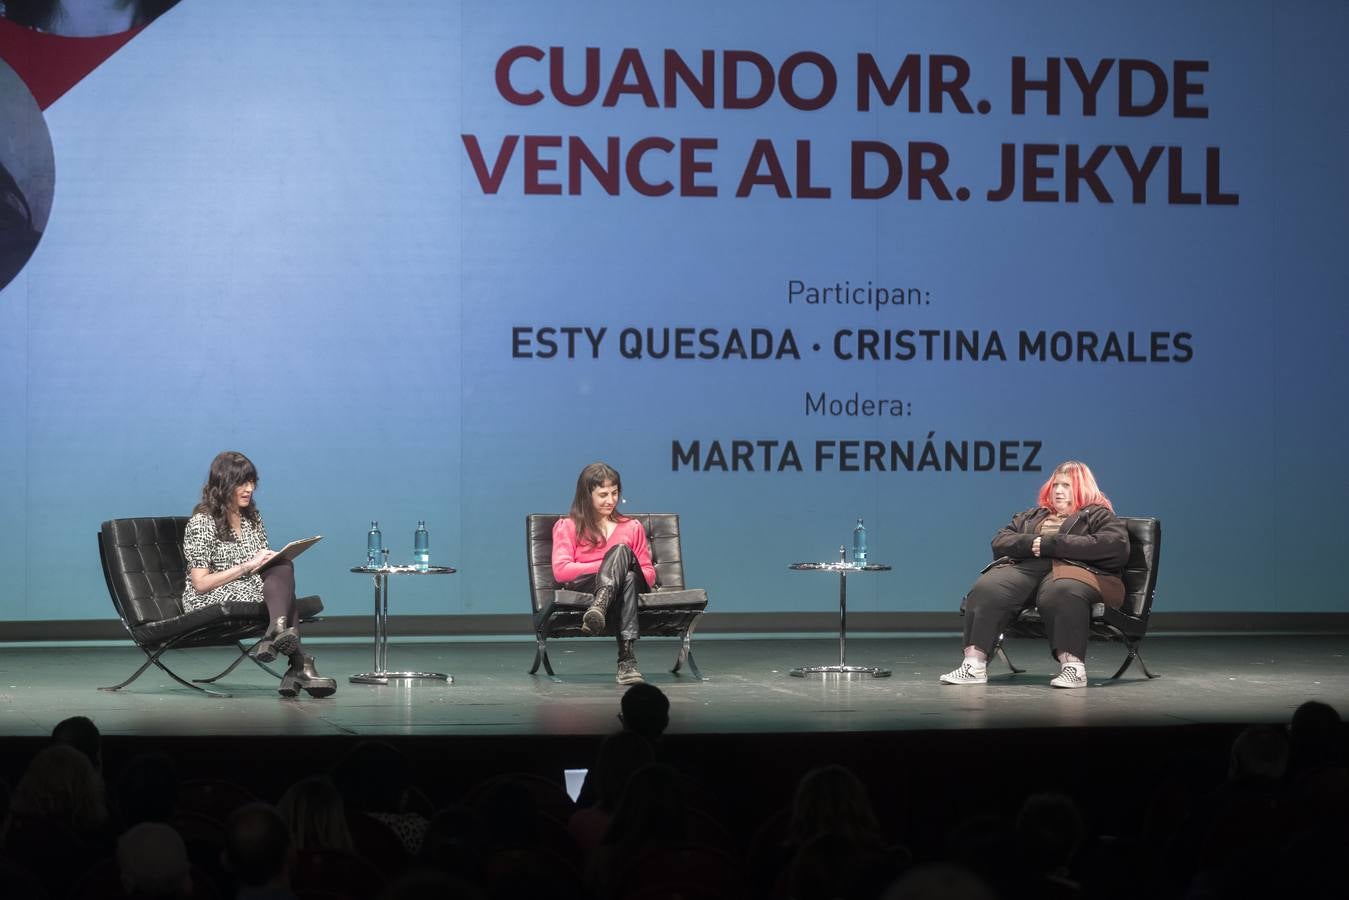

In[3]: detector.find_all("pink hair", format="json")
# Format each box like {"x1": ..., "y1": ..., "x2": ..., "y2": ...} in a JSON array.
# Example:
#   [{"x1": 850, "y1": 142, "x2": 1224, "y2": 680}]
[{"x1": 1037, "y1": 460, "x2": 1114, "y2": 514}]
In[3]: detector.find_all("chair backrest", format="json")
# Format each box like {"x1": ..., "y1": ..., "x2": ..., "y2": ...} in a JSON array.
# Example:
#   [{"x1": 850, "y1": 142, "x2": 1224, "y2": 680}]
[
  {"x1": 1119, "y1": 516, "x2": 1161, "y2": 618},
  {"x1": 526, "y1": 514, "x2": 688, "y2": 613},
  {"x1": 98, "y1": 517, "x2": 190, "y2": 627}
]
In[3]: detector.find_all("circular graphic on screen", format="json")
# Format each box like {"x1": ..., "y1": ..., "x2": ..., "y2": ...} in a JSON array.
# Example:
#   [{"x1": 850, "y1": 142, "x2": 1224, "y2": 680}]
[
  {"x1": 1, "y1": 0, "x2": 181, "y2": 37},
  {"x1": 1, "y1": 55, "x2": 53, "y2": 291}
]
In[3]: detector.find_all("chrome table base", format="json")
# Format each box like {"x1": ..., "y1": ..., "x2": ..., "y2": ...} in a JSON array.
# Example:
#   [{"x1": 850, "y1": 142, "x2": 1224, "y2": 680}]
[
  {"x1": 788, "y1": 562, "x2": 892, "y2": 678},
  {"x1": 350, "y1": 565, "x2": 456, "y2": 685}
]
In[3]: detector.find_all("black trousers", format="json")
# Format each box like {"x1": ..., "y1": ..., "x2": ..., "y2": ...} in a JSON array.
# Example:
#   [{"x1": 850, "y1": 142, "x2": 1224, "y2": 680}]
[
  {"x1": 562, "y1": 544, "x2": 650, "y2": 641},
  {"x1": 962, "y1": 558, "x2": 1099, "y2": 662}
]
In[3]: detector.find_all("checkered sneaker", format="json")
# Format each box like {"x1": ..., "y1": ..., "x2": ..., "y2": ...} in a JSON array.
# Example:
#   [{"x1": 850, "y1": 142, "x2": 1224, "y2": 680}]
[
  {"x1": 1050, "y1": 662, "x2": 1087, "y2": 688},
  {"x1": 940, "y1": 662, "x2": 988, "y2": 685}
]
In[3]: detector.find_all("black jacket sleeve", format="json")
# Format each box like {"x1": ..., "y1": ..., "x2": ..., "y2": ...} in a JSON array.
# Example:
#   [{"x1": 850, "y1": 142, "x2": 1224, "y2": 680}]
[
  {"x1": 990, "y1": 508, "x2": 1040, "y2": 560},
  {"x1": 1039, "y1": 506, "x2": 1130, "y2": 571}
]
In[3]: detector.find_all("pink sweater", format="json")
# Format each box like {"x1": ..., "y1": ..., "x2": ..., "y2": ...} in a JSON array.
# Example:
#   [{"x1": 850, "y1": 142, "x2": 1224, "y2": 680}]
[{"x1": 551, "y1": 517, "x2": 657, "y2": 587}]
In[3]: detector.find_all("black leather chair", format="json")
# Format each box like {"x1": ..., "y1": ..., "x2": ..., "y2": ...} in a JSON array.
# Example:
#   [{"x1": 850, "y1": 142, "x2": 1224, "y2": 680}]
[
  {"x1": 975, "y1": 516, "x2": 1161, "y2": 680},
  {"x1": 97, "y1": 516, "x2": 323, "y2": 697},
  {"x1": 526, "y1": 513, "x2": 708, "y2": 679}
]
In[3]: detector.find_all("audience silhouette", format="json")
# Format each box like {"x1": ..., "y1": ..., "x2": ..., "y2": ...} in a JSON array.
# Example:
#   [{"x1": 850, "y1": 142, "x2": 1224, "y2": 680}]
[{"x1": 0, "y1": 694, "x2": 1343, "y2": 900}]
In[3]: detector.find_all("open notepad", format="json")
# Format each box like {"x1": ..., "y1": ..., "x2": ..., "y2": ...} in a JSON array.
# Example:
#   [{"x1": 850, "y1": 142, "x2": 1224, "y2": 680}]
[{"x1": 256, "y1": 536, "x2": 322, "y2": 572}]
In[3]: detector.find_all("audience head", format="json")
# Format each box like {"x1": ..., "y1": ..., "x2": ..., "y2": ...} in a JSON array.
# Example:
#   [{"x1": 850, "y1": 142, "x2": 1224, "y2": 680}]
[
  {"x1": 1229, "y1": 724, "x2": 1290, "y2": 781},
  {"x1": 789, "y1": 831, "x2": 904, "y2": 900},
  {"x1": 883, "y1": 863, "x2": 997, "y2": 900},
  {"x1": 470, "y1": 775, "x2": 543, "y2": 852},
  {"x1": 331, "y1": 740, "x2": 416, "y2": 814},
  {"x1": 788, "y1": 763, "x2": 881, "y2": 846},
  {"x1": 223, "y1": 802, "x2": 291, "y2": 889},
  {"x1": 1289, "y1": 700, "x2": 1344, "y2": 772},
  {"x1": 603, "y1": 763, "x2": 688, "y2": 847},
  {"x1": 277, "y1": 775, "x2": 352, "y2": 852},
  {"x1": 942, "y1": 815, "x2": 1019, "y2": 897},
  {"x1": 8, "y1": 743, "x2": 108, "y2": 831},
  {"x1": 620, "y1": 683, "x2": 670, "y2": 740},
  {"x1": 1015, "y1": 792, "x2": 1084, "y2": 873},
  {"x1": 378, "y1": 868, "x2": 486, "y2": 900},
  {"x1": 114, "y1": 751, "x2": 180, "y2": 827},
  {"x1": 51, "y1": 715, "x2": 102, "y2": 772},
  {"x1": 118, "y1": 821, "x2": 192, "y2": 898},
  {"x1": 593, "y1": 730, "x2": 656, "y2": 812},
  {"x1": 419, "y1": 804, "x2": 484, "y2": 879}
]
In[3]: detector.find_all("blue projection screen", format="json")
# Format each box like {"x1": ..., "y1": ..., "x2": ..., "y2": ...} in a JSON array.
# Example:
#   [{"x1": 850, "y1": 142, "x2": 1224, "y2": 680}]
[{"x1": 1, "y1": 0, "x2": 1346, "y2": 624}]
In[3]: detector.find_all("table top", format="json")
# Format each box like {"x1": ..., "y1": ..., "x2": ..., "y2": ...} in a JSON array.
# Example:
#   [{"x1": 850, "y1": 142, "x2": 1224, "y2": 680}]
[
  {"x1": 789, "y1": 562, "x2": 891, "y2": 573},
  {"x1": 349, "y1": 565, "x2": 457, "y2": 575}
]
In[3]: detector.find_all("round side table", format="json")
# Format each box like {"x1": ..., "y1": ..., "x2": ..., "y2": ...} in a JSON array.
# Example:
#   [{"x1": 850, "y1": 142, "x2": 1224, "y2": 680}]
[
  {"x1": 788, "y1": 561, "x2": 892, "y2": 677},
  {"x1": 349, "y1": 565, "x2": 456, "y2": 685}
]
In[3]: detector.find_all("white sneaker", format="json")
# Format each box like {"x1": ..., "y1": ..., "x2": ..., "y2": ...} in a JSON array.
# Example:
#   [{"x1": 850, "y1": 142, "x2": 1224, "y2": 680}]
[
  {"x1": 940, "y1": 662, "x2": 988, "y2": 685},
  {"x1": 1050, "y1": 662, "x2": 1087, "y2": 688}
]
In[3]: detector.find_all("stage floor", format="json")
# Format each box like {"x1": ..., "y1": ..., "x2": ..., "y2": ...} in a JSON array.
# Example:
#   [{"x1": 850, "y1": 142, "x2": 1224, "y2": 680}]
[{"x1": 0, "y1": 633, "x2": 1343, "y2": 738}]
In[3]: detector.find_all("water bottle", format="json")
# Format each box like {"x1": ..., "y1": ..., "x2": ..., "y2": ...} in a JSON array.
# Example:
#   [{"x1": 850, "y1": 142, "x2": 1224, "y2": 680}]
[
  {"x1": 413, "y1": 521, "x2": 430, "y2": 570},
  {"x1": 851, "y1": 517, "x2": 867, "y2": 567},
  {"x1": 367, "y1": 521, "x2": 383, "y2": 568}
]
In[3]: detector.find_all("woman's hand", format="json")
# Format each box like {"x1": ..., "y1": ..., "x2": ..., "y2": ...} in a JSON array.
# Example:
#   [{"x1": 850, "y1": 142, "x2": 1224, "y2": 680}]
[
  {"x1": 243, "y1": 549, "x2": 276, "y2": 575},
  {"x1": 1031, "y1": 536, "x2": 1042, "y2": 557},
  {"x1": 189, "y1": 549, "x2": 273, "y2": 593}
]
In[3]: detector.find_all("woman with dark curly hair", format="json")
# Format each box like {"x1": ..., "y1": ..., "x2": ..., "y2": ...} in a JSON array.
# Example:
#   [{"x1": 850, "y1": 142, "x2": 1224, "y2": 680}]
[{"x1": 182, "y1": 450, "x2": 335, "y2": 698}]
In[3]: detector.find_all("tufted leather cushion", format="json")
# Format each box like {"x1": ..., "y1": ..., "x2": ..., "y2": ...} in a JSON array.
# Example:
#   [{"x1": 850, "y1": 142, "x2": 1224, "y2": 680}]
[
  {"x1": 552, "y1": 586, "x2": 709, "y2": 611},
  {"x1": 130, "y1": 596, "x2": 324, "y2": 645},
  {"x1": 101, "y1": 517, "x2": 192, "y2": 626}
]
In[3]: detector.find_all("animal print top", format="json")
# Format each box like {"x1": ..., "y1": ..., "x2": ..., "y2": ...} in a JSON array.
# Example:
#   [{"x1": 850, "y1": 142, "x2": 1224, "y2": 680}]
[{"x1": 181, "y1": 512, "x2": 268, "y2": 611}]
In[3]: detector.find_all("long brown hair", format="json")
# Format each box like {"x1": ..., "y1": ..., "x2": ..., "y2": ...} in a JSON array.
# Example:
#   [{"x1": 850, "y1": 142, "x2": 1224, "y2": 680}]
[
  {"x1": 568, "y1": 461, "x2": 628, "y2": 547},
  {"x1": 787, "y1": 764, "x2": 881, "y2": 846},
  {"x1": 192, "y1": 450, "x2": 261, "y2": 541}
]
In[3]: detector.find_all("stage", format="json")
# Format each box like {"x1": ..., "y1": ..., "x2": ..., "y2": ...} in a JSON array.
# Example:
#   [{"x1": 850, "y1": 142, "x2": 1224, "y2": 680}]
[
  {"x1": 1, "y1": 633, "x2": 1341, "y2": 739},
  {"x1": 1, "y1": 630, "x2": 1343, "y2": 859}
]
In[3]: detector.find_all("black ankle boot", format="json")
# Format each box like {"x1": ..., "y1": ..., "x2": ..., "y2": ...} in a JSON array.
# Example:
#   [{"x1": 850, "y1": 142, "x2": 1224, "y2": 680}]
[
  {"x1": 278, "y1": 654, "x2": 337, "y2": 698},
  {"x1": 616, "y1": 639, "x2": 644, "y2": 685},
  {"x1": 255, "y1": 616, "x2": 299, "y2": 663},
  {"x1": 582, "y1": 582, "x2": 616, "y2": 635}
]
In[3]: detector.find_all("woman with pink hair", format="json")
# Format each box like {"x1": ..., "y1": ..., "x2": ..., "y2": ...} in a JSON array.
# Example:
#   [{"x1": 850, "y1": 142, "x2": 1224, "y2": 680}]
[{"x1": 941, "y1": 461, "x2": 1129, "y2": 689}]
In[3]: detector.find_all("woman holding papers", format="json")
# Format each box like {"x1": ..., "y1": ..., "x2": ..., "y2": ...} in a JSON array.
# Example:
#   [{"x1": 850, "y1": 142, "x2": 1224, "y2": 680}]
[{"x1": 182, "y1": 450, "x2": 335, "y2": 698}]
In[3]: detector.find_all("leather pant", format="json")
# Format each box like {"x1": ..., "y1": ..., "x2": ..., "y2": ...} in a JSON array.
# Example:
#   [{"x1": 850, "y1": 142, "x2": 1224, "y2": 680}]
[{"x1": 562, "y1": 544, "x2": 650, "y2": 641}]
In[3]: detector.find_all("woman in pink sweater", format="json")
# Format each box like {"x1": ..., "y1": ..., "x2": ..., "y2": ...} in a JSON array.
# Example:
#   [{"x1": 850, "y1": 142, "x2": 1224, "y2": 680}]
[{"x1": 552, "y1": 462, "x2": 658, "y2": 685}]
